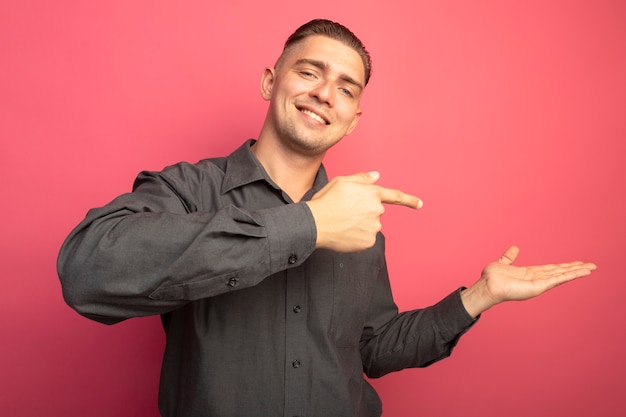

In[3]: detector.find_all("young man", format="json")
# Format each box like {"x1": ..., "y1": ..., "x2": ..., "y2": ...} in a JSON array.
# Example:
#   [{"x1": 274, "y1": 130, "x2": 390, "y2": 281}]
[{"x1": 58, "y1": 19, "x2": 596, "y2": 417}]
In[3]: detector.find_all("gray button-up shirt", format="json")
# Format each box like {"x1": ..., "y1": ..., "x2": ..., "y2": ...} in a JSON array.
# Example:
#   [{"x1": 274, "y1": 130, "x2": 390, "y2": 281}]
[{"x1": 58, "y1": 140, "x2": 476, "y2": 417}]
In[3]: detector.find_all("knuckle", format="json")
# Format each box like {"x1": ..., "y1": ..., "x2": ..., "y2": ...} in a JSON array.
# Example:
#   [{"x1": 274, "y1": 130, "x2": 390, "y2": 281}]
[{"x1": 393, "y1": 189, "x2": 404, "y2": 204}]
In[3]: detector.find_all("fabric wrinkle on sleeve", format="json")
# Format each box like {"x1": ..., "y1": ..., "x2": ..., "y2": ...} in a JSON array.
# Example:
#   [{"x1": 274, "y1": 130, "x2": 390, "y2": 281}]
[{"x1": 362, "y1": 287, "x2": 479, "y2": 378}]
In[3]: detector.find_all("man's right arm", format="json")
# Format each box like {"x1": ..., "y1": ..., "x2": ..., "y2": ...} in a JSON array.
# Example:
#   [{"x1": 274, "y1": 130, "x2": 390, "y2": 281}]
[{"x1": 57, "y1": 166, "x2": 316, "y2": 324}]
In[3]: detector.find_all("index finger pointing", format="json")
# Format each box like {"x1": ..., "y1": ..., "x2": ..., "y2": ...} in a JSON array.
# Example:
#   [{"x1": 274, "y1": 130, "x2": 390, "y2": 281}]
[{"x1": 378, "y1": 186, "x2": 423, "y2": 209}]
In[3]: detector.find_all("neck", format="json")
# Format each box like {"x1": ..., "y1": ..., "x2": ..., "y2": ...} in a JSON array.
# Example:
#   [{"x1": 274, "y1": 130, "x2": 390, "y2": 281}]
[{"x1": 251, "y1": 137, "x2": 324, "y2": 203}]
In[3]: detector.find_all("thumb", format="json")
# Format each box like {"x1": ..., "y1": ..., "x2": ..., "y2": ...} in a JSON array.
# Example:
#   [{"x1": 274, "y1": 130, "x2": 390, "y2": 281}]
[
  {"x1": 499, "y1": 246, "x2": 520, "y2": 265},
  {"x1": 358, "y1": 171, "x2": 380, "y2": 183}
]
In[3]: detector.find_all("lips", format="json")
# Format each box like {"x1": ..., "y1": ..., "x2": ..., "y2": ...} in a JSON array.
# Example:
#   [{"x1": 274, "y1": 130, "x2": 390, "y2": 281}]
[{"x1": 299, "y1": 107, "x2": 329, "y2": 125}]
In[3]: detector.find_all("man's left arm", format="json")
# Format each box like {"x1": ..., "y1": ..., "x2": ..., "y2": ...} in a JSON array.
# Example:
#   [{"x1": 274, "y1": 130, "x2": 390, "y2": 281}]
[
  {"x1": 359, "y1": 249, "x2": 477, "y2": 378},
  {"x1": 359, "y1": 245, "x2": 596, "y2": 378}
]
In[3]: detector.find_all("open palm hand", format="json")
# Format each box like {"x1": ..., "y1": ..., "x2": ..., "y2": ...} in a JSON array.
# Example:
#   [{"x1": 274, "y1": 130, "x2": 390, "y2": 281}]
[{"x1": 461, "y1": 246, "x2": 597, "y2": 317}]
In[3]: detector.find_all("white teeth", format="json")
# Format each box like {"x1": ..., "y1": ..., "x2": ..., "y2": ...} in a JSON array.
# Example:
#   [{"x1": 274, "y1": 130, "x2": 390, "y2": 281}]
[{"x1": 301, "y1": 109, "x2": 327, "y2": 125}]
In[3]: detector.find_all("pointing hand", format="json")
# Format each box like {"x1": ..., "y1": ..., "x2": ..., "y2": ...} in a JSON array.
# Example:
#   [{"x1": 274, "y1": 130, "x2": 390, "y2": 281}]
[{"x1": 306, "y1": 171, "x2": 422, "y2": 252}]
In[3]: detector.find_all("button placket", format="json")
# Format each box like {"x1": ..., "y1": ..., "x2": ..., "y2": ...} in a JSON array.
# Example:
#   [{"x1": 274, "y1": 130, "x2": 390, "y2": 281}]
[{"x1": 284, "y1": 254, "x2": 307, "y2": 416}]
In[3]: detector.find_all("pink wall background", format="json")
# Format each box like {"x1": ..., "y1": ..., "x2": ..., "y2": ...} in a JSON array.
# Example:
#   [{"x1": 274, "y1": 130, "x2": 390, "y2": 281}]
[{"x1": 2, "y1": 1, "x2": 625, "y2": 416}]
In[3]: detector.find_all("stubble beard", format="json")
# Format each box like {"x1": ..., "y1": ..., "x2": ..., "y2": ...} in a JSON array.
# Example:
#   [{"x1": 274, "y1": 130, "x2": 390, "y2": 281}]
[{"x1": 278, "y1": 117, "x2": 333, "y2": 157}]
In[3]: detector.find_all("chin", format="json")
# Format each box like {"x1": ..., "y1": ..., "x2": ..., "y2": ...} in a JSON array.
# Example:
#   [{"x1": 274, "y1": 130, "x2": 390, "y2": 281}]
[{"x1": 290, "y1": 137, "x2": 337, "y2": 156}]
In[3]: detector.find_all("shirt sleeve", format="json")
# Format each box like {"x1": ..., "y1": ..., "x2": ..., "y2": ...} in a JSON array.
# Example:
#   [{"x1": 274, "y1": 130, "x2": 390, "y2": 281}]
[
  {"x1": 359, "y1": 248, "x2": 477, "y2": 378},
  {"x1": 57, "y1": 166, "x2": 317, "y2": 325}
]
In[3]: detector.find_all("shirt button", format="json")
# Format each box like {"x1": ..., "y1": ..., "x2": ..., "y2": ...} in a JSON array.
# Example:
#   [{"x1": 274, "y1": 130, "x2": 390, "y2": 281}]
[
  {"x1": 293, "y1": 305, "x2": 301, "y2": 313},
  {"x1": 288, "y1": 254, "x2": 298, "y2": 265},
  {"x1": 292, "y1": 359, "x2": 301, "y2": 368},
  {"x1": 226, "y1": 277, "x2": 238, "y2": 287}
]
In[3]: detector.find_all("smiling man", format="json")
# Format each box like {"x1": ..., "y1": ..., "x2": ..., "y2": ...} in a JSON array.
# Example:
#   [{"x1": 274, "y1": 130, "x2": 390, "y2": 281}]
[
  {"x1": 58, "y1": 19, "x2": 596, "y2": 417},
  {"x1": 253, "y1": 31, "x2": 366, "y2": 202}
]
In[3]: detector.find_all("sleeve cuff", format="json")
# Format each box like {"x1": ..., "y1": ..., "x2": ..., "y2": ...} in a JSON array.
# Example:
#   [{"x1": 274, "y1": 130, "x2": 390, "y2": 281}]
[
  {"x1": 261, "y1": 202, "x2": 317, "y2": 274},
  {"x1": 431, "y1": 287, "x2": 479, "y2": 340}
]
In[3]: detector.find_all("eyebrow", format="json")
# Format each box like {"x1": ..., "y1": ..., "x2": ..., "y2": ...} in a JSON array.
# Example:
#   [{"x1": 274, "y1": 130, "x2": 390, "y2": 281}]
[{"x1": 294, "y1": 58, "x2": 364, "y2": 92}]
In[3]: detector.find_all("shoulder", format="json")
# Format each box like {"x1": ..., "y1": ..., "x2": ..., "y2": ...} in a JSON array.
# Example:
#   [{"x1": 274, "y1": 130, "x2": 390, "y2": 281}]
[{"x1": 134, "y1": 158, "x2": 225, "y2": 187}]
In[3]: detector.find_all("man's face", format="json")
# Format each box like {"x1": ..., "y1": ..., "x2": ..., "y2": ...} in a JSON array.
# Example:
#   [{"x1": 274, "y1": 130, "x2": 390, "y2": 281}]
[{"x1": 260, "y1": 35, "x2": 365, "y2": 156}]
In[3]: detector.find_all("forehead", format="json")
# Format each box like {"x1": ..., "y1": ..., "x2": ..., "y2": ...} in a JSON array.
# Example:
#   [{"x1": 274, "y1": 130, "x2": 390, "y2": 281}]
[{"x1": 280, "y1": 35, "x2": 366, "y2": 85}]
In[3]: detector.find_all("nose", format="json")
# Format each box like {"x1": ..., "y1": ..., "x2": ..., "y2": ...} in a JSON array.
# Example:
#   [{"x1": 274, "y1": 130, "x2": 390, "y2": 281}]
[{"x1": 310, "y1": 79, "x2": 334, "y2": 107}]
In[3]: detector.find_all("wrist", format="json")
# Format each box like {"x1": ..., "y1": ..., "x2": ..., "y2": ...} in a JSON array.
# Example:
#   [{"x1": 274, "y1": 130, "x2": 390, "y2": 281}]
[
  {"x1": 305, "y1": 200, "x2": 327, "y2": 249},
  {"x1": 461, "y1": 279, "x2": 498, "y2": 318}
]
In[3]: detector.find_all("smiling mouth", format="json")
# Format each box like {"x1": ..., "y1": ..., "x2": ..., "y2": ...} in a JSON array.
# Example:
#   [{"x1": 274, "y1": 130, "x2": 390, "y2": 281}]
[{"x1": 299, "y1": 108, "x2": 329, "y2": 125}]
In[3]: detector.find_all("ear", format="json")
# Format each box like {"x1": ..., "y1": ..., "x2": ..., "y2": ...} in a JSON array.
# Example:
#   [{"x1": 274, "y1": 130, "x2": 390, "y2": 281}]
[
  {"x1": 260, "y1": 67, "x2": 276, "y2": 101},
  {"x1": 345, "y1": 108, "x2": 363, "y2": 136}
]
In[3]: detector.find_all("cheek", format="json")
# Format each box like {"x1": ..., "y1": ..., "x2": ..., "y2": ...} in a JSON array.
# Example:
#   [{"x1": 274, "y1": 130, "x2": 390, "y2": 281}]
[
  {"x1": 342, "y1": 108, "x2": 362, "y2": 134},
  {"x1": 275, "y1": 76, "x2": 305, "y2": 96},
  {"x1": 337, "y1": 105, "x2": 360, "y2": 125}
]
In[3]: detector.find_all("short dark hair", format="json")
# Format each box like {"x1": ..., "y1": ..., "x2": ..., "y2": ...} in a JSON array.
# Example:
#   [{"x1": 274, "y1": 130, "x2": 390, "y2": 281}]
[{"x1": 280, "y1": 19, "x2": 372, "y2": 86}]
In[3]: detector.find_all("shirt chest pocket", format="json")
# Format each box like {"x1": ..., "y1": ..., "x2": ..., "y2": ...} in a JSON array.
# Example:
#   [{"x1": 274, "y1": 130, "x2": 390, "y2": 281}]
[{"x1": 328, "y1": 254, "x2": 380, "y2": 348}]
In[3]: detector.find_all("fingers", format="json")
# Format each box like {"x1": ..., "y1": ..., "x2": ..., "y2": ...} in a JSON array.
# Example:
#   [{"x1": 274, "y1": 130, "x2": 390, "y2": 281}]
[
  {"x1": 350, "y1": 171, "x2": 381, "y2": 184},
  {"x1": 542, "y1": 261, "x2": 597, "y2": 277},
  {"x1": 346, "y1": 171, "x2": 423, "y2": 209},
  {"x1": 378, "y1": 186, "x2": 423, "y2": 209},
  {"x1": 499, "y1": 246, "x2": 520, "y2": 265},
  {"x1": 539, "y1": 262, "x2": 596, "y2": 290},
  {"x1": 329, "y1": 171, "x2": 423, "y2": 209}
]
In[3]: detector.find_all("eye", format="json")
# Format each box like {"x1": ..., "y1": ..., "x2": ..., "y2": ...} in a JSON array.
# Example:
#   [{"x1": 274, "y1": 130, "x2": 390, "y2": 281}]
[
  {"x1": 299, "y1": 70, "x2": 317, "y2": 79},
  {"x1": 339, "y1": 87, "x2": 354, "y2": 98}
]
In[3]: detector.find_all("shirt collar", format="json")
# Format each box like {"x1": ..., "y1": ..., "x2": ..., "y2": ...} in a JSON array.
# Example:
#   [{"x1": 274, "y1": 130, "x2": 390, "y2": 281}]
[{"x1": 221, "y1": 139, "x2": 329, "y2": 196}]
